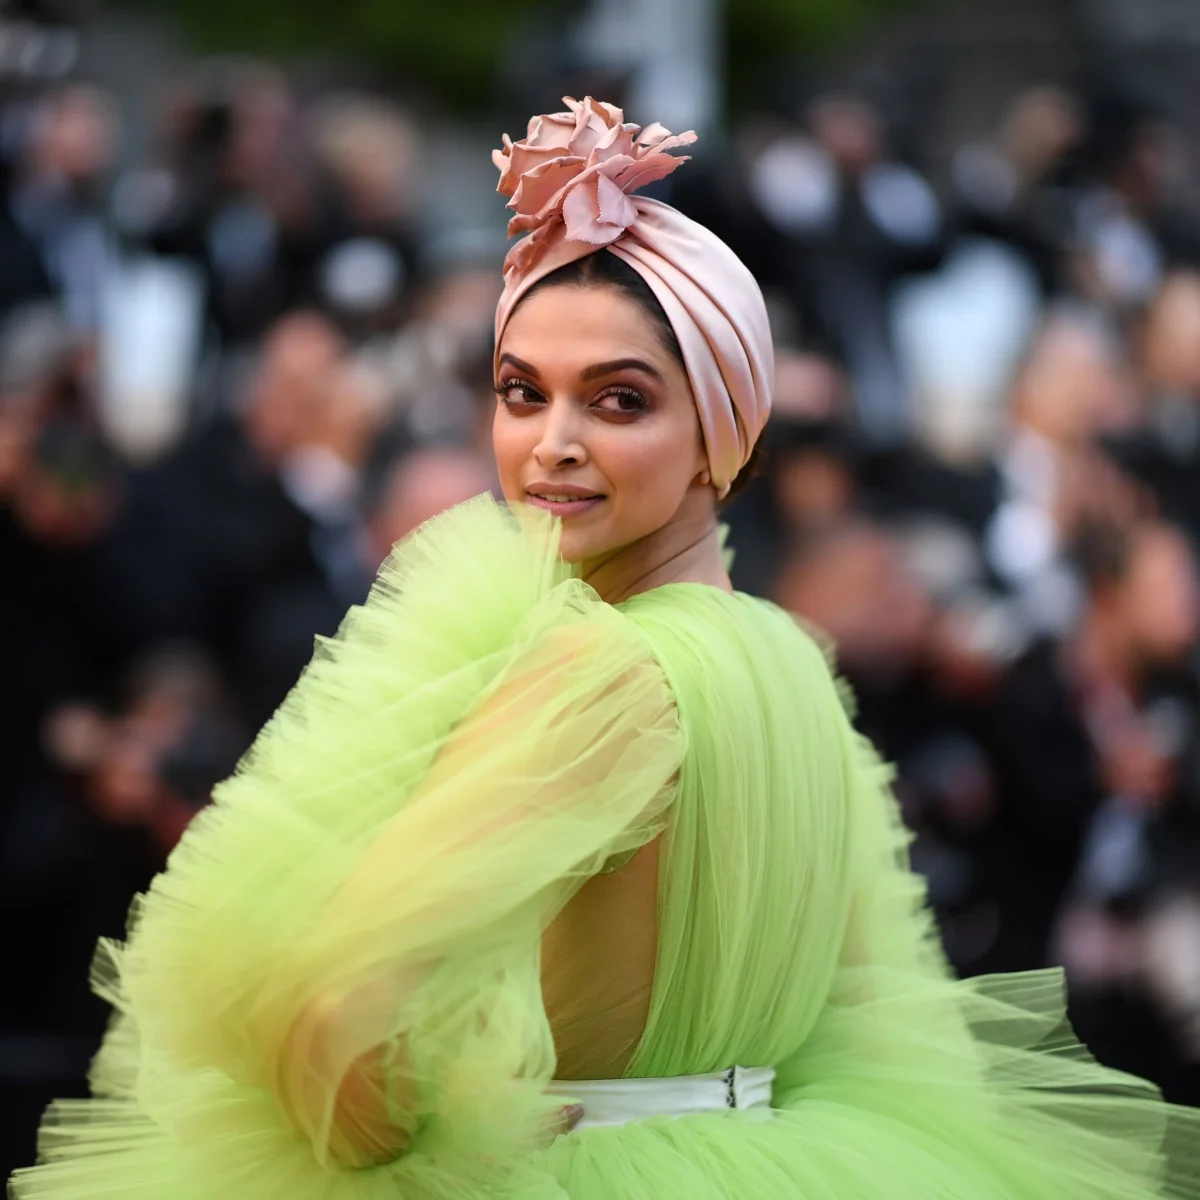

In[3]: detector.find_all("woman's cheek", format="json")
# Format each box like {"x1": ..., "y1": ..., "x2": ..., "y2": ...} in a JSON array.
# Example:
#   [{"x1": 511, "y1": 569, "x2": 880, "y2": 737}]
[
  {"x1": 604, "y1": 432, "x2": 682, "y2": 513},
  {"x1": 490, "y1": 419, "x2": 529, "y2": 498}
]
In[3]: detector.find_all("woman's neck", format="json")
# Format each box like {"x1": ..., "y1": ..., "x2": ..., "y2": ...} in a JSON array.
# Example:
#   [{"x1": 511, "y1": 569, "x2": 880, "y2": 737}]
[{"x1": 581, "y1": 495, "x2": 731, "y2": 605}]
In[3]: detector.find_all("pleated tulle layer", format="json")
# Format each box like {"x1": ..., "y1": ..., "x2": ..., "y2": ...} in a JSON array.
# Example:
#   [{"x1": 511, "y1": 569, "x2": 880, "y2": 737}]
[{"x1": 11, "y1": 495, "x2": 1200, "y2": 1199}]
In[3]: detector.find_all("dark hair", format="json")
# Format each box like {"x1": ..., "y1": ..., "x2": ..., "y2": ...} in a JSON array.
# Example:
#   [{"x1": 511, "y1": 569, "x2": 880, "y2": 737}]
[{"x1": 516, "y1": 249, "x2": 761, "y2": 503}]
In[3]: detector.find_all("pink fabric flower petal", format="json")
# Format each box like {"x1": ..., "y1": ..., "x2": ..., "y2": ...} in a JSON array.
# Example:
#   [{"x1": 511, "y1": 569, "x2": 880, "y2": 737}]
[
  {"x1": 493, "y1": 95, "x2": 695, "y2": 252},
  {"x1": 561, "y1": 176, "x2": 606, "y2": 244},
  {"x1": 596, "y1": 172, "x2": 638, "y2": 230},
  {"x1": 508, "y1": 156, "x2": 585, "y2": 217},
  {"x1": 643, "y1": 130, "x2": 698, "y2": 157},
  {"x1": 566, "y1": 98, "x2": 592, "y2": 143},
  {"x1": 636, "y1": 122, "x2": 671, "y2": 148},
  {"x1": 526, "y1": 112, "x2": 575, "y2": 151},
  {"x1": 575, "y1": 108, "x2": 616, "y2": 158},
  {"x1": 611, "y1": 152, "x2": 691, "y2": 195},
  {"x1": 573, "y1": 96, "x2": 624, "y2": 130},
  {"x1": 504, "y1": 145, "x2": 564, "y2": 194},
  {"x1": 493, "y1": 137, "x2": 516, "y2": 194},
  {"x1": 593, "y1": 125, "x2": 639, "y2": 164},
  {"x1": 596, "y1": 99, "x2": 625, "y2": 124}
]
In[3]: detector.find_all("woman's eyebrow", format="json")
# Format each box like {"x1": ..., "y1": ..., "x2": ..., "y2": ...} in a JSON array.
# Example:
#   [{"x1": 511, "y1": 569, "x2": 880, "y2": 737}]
[
  {"x1": 580, "y1": 358, "x2": 664, "y2": 382},
  {"x1": 497, "y1": 353, "x2": 541, "y2": 376}
]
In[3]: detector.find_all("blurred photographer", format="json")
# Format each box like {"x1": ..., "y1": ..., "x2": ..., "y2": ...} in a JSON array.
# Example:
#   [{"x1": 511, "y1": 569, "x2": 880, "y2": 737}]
[
  {"x1": 987, "y1": 513, "x2": 1200, "y2": 1100},
  {"x1": 3, "y1": 82, "x2": 119, "y2": 333},
  {"x1": 1053, "y1": 518, "x2": 1200, "y2": 1104}
]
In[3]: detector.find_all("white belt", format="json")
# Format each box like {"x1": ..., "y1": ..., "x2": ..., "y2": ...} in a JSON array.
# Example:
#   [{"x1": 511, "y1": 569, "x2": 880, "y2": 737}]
[{"x1": 545, "y1": 1065, "x2": 775, "y2": 1130}]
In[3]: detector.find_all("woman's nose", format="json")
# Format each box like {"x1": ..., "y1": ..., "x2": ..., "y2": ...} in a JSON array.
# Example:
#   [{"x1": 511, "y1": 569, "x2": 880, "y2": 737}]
[{"x1": 533, "y1": 401, "x2": 586, "y2": 469}]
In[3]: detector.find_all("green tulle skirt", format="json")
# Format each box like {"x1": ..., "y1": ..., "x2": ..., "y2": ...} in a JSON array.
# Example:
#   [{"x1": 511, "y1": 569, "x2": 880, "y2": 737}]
[{"x1": 10, "y1": 496, "x2": 1200, "y2": 1198}]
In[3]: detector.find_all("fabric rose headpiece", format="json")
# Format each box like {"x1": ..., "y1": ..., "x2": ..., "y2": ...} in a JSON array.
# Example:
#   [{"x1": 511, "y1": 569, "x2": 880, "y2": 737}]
[{"x1": 493, "y1": 97, "x2": 773, "y2": 497}]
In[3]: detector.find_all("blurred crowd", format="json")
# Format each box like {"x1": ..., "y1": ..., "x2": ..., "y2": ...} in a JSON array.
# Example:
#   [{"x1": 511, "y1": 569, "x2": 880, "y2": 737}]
[{"x1": 4, "y1": 46, "x2": 1200, "y2": 1174}]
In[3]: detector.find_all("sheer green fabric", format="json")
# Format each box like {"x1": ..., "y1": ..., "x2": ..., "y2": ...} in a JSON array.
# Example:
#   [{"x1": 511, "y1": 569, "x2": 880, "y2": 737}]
[{"x1": 11, "y1": 496, "x2": 1200, "y2": 1199}]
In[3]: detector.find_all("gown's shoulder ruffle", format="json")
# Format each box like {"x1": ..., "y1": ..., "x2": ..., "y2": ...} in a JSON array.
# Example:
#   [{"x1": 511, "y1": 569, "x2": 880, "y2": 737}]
[{"x1": 12, "y1": 494, "x2": 683, "y2": 1200}]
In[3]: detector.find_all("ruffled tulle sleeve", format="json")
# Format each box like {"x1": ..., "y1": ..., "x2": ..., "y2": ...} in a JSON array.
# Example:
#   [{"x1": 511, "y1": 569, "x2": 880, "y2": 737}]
[{"x1": 13, "y1": 496, "x2": 683, "y2": 1200}]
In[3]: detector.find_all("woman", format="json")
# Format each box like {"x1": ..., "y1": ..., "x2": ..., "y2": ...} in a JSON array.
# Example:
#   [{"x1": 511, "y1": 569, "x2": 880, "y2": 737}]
[{"x1": 12, "y1": 97, "x2": 1200, "y2": 1200}]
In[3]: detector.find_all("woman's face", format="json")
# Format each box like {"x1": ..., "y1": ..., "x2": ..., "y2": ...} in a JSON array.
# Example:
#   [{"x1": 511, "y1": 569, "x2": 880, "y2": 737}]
[{"x1": 493, "y1": 283, "x2": 710, "y2": 563}]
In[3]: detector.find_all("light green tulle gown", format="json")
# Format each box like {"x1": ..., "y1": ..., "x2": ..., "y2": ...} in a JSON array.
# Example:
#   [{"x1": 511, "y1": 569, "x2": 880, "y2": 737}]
[{"x1": 11, "y1": 496, "x2": 1200, "y2": 1199}]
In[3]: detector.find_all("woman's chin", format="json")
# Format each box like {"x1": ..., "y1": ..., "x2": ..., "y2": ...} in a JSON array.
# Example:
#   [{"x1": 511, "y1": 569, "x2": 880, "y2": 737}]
[
  {"x1": 556, "y1": 523, "x2": 615, "y2": 566},
  {"x1": 556, "y1": 532, "x2": 594, "y2": 564}
]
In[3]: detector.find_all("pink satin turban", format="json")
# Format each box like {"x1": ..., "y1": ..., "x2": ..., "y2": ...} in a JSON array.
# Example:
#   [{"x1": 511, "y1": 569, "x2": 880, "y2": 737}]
[{"x1": 492, "y1": 97, "x2": 773, "y2": 497}]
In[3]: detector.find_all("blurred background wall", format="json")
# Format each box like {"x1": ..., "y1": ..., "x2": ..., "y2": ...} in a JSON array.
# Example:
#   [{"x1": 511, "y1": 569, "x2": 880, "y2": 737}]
[{"x1": 4, "y1": 0, "x2": 1200, "y2": 1175}]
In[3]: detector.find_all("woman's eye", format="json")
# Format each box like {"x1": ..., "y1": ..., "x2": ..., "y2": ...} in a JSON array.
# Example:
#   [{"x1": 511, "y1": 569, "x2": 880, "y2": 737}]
[
  {"x1": 593, "y1": 388, "x2": 648, "y2": 415},
  {"x1": 495, "y1": 381, "x2": 543, "y2": 408}
]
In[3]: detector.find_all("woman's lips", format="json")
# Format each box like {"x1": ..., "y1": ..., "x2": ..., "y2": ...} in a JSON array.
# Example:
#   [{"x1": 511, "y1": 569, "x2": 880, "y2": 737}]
[{"x1": 526, "y1": 492, "x2": 605, "y2": 518}]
